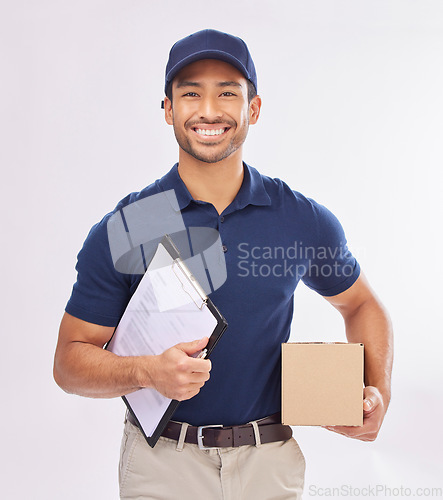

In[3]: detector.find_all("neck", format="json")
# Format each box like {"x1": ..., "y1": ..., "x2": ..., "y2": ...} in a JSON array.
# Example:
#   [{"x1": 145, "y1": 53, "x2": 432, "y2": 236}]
[{"x1": 177, "y1": 148, "x2": 244, "y2": 215}]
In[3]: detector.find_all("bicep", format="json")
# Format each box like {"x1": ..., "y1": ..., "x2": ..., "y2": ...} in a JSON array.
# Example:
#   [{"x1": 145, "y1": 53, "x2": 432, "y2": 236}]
[
  {"x1": 56, "y1": 312, "x2": 115, "y2": 352},
  {"x1": 323, "y1": 272, "x2": 377, "y2": 319}
]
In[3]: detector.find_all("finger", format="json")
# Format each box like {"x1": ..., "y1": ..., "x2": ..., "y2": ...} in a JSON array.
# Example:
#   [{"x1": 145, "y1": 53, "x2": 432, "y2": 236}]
[
  {"x1": 188, "y1": 370, "x2": 210, "y2": 383},
  {"x1": 324, "y1": 425, "x2": 359, "y2": 435},
  {"x1": 324, "y1": 427, "x2": 364, "y2": 439},
  {"x1": 181, "y1": 383, "x2": 206, "y2": 400},
  {"x1": 189, "y1": 357, "x2": 212, "y2": 373},
  {"x1": 324, "y1": 423, "x2": 366, "y2": 434},
  {"x1": 323, "y1": 422, "x2": 379, "y2": 440},
  {"x1": 323, "y1": 426, "x2": 353, "y2": 438},
  {"x1": 177, "y1": 337, "x2": 209, "y2": 356}
]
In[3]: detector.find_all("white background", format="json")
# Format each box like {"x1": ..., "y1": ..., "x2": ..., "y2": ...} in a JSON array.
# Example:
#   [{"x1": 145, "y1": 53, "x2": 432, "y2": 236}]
[{"x1": 1, "y1": 1, "x2": 442, "y2": 498}]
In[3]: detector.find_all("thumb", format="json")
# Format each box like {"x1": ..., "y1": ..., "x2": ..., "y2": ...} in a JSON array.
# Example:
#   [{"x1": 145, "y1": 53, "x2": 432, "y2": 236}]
[
  {"x1": 176, "y1": 337, "x2": 209, "y2": 356},
  {"x1": 363, "y1": 396, "x2": 376, "y2": 412},
  {"x1": 363, "y1": 386, "x2": 382, "y2": 412}
]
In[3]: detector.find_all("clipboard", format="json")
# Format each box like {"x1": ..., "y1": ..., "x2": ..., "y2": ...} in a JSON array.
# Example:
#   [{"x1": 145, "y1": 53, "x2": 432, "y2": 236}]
[{"x1": 106, "y1": 234, "x2": 228, "y2": 447}]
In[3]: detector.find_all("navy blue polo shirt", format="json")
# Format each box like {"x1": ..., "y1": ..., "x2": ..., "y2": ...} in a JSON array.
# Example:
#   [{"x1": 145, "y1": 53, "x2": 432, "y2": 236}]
[{"x1": 66, "y1": 162, "x2": 360, "y2": 426}]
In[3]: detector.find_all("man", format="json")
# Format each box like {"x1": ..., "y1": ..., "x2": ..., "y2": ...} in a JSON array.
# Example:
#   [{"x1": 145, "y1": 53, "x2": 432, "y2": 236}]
[{"x1": 54, "y1": 29, "x2": 393, "y2": 499}]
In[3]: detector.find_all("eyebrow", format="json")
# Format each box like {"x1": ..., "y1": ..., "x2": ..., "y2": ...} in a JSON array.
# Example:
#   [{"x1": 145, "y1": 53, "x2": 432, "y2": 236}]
[{"x1": 175, "y1": 80, "x2": 243, "y2": 89}]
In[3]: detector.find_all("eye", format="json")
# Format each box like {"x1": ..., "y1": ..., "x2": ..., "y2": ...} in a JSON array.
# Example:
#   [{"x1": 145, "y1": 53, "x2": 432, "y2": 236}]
[
  {"x1": 183, "y1": 92, "x2": 199, "y2": 97},
  {"x1": 221, "y1": 91, "x2": 236, "y2": 97}
]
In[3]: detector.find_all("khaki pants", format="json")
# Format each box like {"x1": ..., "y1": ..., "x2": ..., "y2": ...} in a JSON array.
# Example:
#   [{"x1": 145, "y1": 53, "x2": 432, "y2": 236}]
[{"x1": 119, "y1": 418, "x2": 305, "y2": 500}]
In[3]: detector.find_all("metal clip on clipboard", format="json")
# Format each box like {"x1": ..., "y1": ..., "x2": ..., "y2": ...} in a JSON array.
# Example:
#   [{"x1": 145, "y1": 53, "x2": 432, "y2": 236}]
[{"x1": 172, "y1": 259, "x2": 207, "y2": 310}]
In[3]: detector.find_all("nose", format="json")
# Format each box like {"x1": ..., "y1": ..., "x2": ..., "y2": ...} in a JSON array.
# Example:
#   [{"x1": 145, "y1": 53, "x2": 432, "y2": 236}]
[{"x1": 198, "y1": 95, "x2": 222, "y2": 121}]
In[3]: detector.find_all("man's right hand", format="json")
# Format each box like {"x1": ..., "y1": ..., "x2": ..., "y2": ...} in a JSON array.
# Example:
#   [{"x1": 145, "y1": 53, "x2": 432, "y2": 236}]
[
  {"x1": 147, "y1": 337, "x2": 212, "y2": 401},
  {"x1": 54, "y1": 313, "x2": 212, "y2": 400}
]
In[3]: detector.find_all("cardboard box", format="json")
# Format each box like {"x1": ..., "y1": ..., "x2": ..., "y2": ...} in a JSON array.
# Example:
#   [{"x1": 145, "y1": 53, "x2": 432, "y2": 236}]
[{"x1": 282, "y1": 342, "x2": 364, "y2": 426}]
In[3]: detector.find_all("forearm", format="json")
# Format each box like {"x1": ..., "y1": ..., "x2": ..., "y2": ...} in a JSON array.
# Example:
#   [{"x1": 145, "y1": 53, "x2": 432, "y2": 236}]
[
  {"x1": 344, "y1": 296, "x2": 393, "y2": 408},
  {"x1": 53, "y1": 342, "x2": 153, "y2": 399}
]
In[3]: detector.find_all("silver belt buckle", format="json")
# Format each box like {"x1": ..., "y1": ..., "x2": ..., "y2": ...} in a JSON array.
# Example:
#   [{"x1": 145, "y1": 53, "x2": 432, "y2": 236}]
[{"x1": 197, "y1": 424, "x2": 223, "y2": 450}]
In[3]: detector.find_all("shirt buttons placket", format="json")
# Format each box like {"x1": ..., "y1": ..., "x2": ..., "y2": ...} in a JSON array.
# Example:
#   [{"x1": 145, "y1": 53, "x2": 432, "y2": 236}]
[{"x1": 219, "y1": 215, "x2": 227, "y2": 252}]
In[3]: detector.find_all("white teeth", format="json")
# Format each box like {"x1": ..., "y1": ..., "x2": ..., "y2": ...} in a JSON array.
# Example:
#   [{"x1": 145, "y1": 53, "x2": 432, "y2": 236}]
[{"x1": 195, "y1": 128, "x2": 226, "y2": 136}]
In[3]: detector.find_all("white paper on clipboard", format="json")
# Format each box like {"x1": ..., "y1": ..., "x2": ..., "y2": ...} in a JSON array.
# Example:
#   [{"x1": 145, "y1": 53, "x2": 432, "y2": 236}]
[{"x1": 106, "y1": 239, "x2": 218, "y2": 438}]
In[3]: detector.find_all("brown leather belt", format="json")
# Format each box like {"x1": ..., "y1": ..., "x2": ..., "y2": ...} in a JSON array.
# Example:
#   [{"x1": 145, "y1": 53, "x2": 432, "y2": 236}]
[{"x1": 127, "y1": 412, "x2": 292, "y2": 449}]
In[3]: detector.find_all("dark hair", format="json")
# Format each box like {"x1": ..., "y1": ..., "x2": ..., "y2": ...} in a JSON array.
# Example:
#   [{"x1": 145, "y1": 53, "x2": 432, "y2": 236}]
[
  {"x1": 246, "y1": 80, "x2": 257, "y2": 102},
  {"x1": 166, "y1": 79, "x2": 257, "y2": 103}
]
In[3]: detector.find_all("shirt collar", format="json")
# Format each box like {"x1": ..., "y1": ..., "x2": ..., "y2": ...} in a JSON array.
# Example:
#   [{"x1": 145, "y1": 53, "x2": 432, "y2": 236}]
[
  {"x1": 228, "y1": 162, "x2": 271, "y2": 213},
  {"x1": 157, "y1": 163, "x2": 193, "y2": 211},
  {"x1": 157, "y1": 162, "x2": 271, "y2": 213}
]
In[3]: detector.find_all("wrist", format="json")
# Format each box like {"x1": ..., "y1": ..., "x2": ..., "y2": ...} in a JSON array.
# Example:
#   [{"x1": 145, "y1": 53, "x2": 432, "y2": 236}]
[
  {"x1": 133, "y1": 355, "x2": 156, "y2": 390},
  {"x1": 379, "y1": 388, "x2": 391, "y2": 410}
]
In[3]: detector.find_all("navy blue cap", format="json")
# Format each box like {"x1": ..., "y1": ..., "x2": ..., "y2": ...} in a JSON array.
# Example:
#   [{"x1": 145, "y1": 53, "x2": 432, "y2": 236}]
[{"x1": 164, "y1": 29, "x2": 257, "y2": 95}]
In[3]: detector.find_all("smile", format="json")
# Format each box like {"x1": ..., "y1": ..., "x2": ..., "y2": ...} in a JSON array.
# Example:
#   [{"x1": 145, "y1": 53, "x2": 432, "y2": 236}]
[{"x1": 194, "y1": 127, "x2": 229, "y2": 136}]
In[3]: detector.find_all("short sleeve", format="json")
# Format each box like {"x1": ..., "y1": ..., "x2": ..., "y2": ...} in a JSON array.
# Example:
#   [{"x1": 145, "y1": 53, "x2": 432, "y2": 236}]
[
  {"x1": 65, "y1": 215, "x2": 134, "y2": 327},
  {"x1": 300, "y1": 201, "x2": 360, "y2": 296}
]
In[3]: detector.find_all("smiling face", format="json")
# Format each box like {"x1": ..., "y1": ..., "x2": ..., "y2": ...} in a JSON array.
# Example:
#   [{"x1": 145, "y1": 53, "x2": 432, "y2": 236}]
[{"x1": 164, "y1": 59, "x2": 261, "y2": 164}]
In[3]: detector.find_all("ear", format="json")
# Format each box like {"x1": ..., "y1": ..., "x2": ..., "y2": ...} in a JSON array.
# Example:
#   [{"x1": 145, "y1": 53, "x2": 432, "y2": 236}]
[
  {"x1": 164, "y1": 96, "x2": 173, "y2": 125},
  {"x1": 248, "y1": 95, "x2": 262, "y2": 125}
]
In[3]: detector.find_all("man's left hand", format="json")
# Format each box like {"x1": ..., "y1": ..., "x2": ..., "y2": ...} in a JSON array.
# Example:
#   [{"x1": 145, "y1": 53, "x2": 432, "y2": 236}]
[{"x1": 323, "y1": 386, "x2": 387, "y2": 442}]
